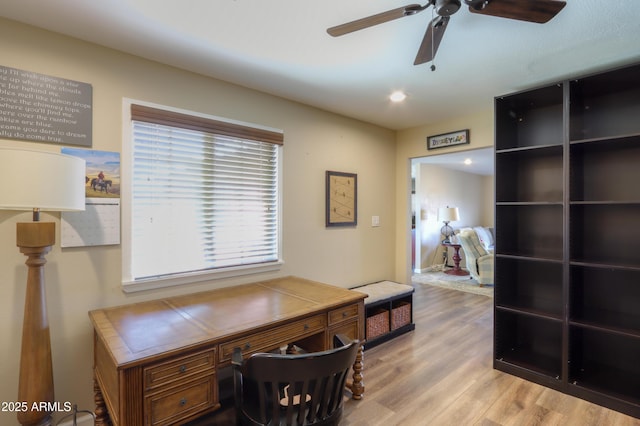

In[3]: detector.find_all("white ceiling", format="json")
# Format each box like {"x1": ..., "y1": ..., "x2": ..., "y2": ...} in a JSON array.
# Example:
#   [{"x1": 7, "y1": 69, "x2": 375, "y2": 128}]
[
  {"x1": 2, "y1": 1, "x2": 640, "y2": 130},
  {"x1": 414, "y1": 147, "x2": 494, "y2": 176}
]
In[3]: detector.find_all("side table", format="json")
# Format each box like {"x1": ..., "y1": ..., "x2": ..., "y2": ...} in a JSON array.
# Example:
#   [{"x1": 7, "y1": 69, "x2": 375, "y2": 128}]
[{"x1": 442, "y1": 242, "x2": 469, "y2": 276}]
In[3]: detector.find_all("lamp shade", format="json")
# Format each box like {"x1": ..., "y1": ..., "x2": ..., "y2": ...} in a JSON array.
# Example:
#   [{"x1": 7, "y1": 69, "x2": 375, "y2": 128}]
[
  {"x1": 0, "y1": 148, "x2": 85, "y2": 212},
  {"x1": 438, "y1": 206, "x2": 460, "y2": 222}
]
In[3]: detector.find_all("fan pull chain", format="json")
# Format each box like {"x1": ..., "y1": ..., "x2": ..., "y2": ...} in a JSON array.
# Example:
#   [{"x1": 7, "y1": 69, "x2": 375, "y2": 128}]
[{"x1": 431, "y1": 6, "x2": 436, "y2": 71}]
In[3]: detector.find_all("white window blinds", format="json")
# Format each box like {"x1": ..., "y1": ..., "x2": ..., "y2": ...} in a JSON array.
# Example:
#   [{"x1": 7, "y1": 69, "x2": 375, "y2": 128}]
[{"x1": 130, "y1": 105, "x2": 281, "y2": 281}]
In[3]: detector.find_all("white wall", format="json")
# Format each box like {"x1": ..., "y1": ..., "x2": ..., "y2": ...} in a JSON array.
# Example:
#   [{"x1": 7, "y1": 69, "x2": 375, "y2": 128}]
[
  {"x1": 0, "y1": 19, "x2": 396, "y2": 424},
  {"x1": 481, "y1": 174, "x2": 495, "y2": 226}
]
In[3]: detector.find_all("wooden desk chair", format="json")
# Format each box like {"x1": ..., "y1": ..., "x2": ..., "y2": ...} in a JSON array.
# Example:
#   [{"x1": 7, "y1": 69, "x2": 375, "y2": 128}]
[{"x1": 232, "y1": 334, "x2": 359, "y2": 425}]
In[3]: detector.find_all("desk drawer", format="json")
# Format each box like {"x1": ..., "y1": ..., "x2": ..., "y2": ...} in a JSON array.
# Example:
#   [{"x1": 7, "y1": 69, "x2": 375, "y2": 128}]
[
  {"x1": 329, "y1": 319, "x2": 359, "y2": 343},
  {"x1": 145, "y1": 374, "x2": 217, "y2": 426},
  {"x1": 328, "y1": 303, "x2": 359, "y2": 326},
  {"x1": 144, "y1": 349, "x2": 216, "y2": 391},
  {"x1": 219, "y1": 314, "x2": 326, "y2": 362}
]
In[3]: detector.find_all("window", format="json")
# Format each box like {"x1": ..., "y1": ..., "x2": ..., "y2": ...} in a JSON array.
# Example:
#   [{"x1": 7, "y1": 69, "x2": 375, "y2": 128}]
[{"x1": 122, "y1": 103, "x2": 283, "y2": 291}]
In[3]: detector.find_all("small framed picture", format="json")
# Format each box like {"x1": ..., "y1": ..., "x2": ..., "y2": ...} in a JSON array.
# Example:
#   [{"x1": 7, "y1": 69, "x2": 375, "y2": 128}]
[
  {"x1": 326, "y1": 171, "x2": 357, "y2": 227},
  {"x1": 427, "y1": 129, "x2": 470, "y2": 150}
]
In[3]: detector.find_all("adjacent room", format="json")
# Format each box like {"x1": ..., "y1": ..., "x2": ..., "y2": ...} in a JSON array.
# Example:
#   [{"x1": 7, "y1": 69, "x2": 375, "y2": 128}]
[
  {"x1": 1, "y1": 1, "x2": 640, "y2": 425},
  {"x1": 410, "y1": 147, "x2": 495, "y2": 295}
]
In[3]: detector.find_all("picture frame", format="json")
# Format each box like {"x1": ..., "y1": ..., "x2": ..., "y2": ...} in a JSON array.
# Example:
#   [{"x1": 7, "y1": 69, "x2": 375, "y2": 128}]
[
  {"x1": 326, "y1": 171, "x2": 357, "y2": 227},
  {"x1": 427, "y1": 129, "x2": 470, "y2": 150}
]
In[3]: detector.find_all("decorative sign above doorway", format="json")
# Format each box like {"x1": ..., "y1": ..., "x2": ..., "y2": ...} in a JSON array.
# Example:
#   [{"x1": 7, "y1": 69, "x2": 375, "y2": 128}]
[{"x1": 427, "y1": 129, "x2": 469, "y2": 150}]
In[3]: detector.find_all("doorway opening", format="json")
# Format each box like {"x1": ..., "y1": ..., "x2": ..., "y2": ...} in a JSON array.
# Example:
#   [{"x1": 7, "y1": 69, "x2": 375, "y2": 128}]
[{"x1": 410, "y1": 147, "x2": 494, "y2": 274}]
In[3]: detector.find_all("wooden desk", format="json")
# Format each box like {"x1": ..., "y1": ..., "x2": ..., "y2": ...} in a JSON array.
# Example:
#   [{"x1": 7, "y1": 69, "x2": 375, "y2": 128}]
[{"x1": 89, "y1": 276, "x2": 366, "y2": 426}]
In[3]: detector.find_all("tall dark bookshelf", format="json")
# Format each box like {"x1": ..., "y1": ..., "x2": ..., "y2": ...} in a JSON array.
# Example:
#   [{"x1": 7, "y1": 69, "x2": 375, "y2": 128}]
[{"x1": 494, "y1": 63, "x2": 640, "y2": 418}]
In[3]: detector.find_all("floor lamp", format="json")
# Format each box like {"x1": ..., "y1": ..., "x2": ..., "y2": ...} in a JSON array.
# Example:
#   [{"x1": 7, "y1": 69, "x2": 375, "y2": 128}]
[{"x1": 0, "y1": 148, "x2": 85, "y2": 426}]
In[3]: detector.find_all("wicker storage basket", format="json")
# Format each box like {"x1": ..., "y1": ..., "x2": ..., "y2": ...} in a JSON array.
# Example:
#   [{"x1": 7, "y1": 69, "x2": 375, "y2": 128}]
[
  {"x1": 366, "y1": 308, "x2": 389, "y2": 339},
  {"x1": 391, "y1": 302, "x2": 411, "y2": 330}
]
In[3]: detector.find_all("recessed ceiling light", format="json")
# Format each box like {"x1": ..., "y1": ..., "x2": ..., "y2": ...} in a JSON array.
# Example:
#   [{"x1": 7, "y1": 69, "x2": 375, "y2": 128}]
[
  {"x1": 464, "y1": 158, "x2": 472, "y2": 165},
  {"x1": 389, "y1": 91, "x2": 407, "y2": 102}
]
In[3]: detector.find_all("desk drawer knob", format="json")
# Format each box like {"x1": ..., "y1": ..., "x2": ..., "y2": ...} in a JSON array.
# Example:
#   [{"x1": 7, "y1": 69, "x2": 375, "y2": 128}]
[
  {"x1": 180, "y1": 398, "x2": 187, "y2": 406},
  {"x1": 179, "y1": 365, "x2": 187, "y2": 373},
  {"x1": 304, "y1": 324, "x2": 309, "y2": 331},
  {"x1": 244, "y1": 343, "x2": 251, "y2": 350}
]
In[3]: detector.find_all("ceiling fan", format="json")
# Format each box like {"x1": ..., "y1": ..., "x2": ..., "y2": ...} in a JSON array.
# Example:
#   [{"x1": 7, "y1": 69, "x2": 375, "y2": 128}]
[{"x1": 327, "y1": 0, "x2": 566, "y2": 69}]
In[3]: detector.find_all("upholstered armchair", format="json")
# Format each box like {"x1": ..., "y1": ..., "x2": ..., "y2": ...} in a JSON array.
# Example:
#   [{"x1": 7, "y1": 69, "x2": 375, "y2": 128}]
[{"x1": 457, "y1": 229, "x2": 494, "y2": 286}]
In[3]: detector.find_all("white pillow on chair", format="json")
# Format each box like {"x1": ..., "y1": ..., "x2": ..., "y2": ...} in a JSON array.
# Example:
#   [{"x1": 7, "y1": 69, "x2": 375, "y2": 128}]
[{"x1": 473, "y1": 226, "x2": 494, "y2": 251}]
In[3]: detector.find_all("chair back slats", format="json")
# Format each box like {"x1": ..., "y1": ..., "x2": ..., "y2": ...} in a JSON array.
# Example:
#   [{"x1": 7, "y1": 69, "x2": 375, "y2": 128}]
[
  {"x1": 315, "y1": 377, "x2": 329, "y2": 421},
  {"x1": 297, "y1": 380, "x2": 312, "y2": 424},
  {"x1": 269, "y1": 381, "x2": 280, "y2": 424},
  {"x1": 233, "y1": 335, "x2": 359, "y2": 425}
]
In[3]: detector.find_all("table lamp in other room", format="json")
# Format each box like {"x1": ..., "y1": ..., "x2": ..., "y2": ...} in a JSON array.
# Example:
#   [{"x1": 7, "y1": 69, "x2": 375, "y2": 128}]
[{"x1": 438, "y1": 206, "x2": 459, "y2": 243}]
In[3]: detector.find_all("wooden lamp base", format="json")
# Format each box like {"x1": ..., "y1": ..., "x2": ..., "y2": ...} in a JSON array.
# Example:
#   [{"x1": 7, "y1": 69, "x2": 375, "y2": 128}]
[{"x1": 16, "y1": 222, "x2": 55, "y2": 426}]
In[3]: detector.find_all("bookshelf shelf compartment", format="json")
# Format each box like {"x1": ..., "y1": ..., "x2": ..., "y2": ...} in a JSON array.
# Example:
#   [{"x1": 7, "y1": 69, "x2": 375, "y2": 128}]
[
  {"x1": 495, "y1": 204, "x2": 563, "y2": 261},
  {"x1": 569, "y1": 326, "x2": 640, "y2": 412},
  {"x1": 570, "y1": 204, "x2": 640, "y2": 268},
  {"x1": 496, "y1": 257, "x2": 562, "y2": 317},
  {"x1": 570, "y1": 64, "x2": 640, "y2": 141},
  {"x1": 570, "y1": 266, "x2": 640, "y2": 335},
  {"x1": 495, "y1": 311, "x2": 562, "y2": 380},
  {"x1": 496, "y1": 145, "x2": 563, "y2": 203},
  {"x1": 570, "y1": 135, "x2": 640, "y2": 202},
  {"x1": 496, "y1": 84, "x2": 563, "y2": 151}
]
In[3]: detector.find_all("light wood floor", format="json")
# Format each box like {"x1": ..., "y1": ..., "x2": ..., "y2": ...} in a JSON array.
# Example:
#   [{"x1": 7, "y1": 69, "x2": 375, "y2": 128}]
[{"x1": 192, "y1": 283, "x2": 640, "y2": 425}]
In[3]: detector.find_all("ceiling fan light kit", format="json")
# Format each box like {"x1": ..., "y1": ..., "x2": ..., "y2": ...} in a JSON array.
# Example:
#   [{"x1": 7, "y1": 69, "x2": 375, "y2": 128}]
[{"x1": 327, "y1": 0, "x2": 566, "y2": 68}]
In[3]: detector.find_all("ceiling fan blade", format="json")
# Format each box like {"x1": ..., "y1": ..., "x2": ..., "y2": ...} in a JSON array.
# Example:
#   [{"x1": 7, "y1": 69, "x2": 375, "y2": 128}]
[
  {"x1": 414, "y1": 16, "x2": 450, "y2": 65},
  {"x1": 327, "y1": 4, "x2": 425, "y2": 37},
  {"x1": 468, "y1": 0, "x2": 566, "y2": 24}
]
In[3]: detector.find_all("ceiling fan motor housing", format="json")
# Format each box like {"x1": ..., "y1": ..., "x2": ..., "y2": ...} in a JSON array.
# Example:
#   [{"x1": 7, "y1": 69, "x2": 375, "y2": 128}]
[{"x1": 435, "y1": 0, "x2": 461, "y2": 16}]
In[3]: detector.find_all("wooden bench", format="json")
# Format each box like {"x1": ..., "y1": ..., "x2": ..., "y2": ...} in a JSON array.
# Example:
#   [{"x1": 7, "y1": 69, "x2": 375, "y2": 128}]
[{"x1": 351, "y1": 281, "x2": 415, "y2": 348}]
